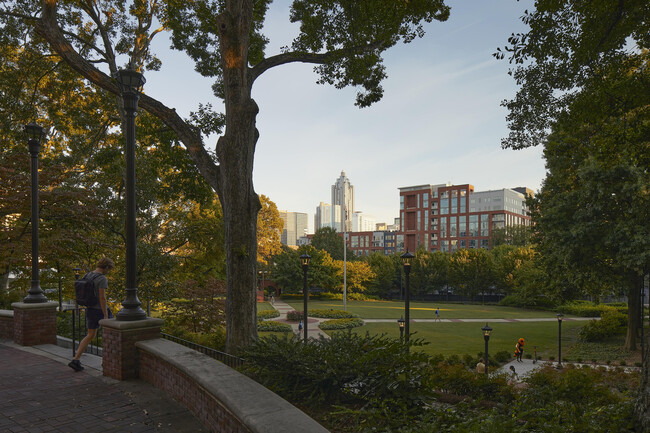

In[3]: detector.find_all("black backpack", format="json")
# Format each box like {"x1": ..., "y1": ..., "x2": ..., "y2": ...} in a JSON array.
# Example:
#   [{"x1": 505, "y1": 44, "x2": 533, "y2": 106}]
[{"x1": 75, "y1": 273, "x2": 101, "y2": 306}]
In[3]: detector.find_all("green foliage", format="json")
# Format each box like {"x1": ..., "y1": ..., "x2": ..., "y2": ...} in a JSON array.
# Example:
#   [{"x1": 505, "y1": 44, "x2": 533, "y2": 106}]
[
  {"x1": 579, "y1": 310, "x2": 628, "y2": 342},
  {"x1": 320, "y1": 292, "x2": 377, "y2": 301},
  {"x1": 257, "y1": 321, "x2": 292, "y2": 332},
  {"x1": 159, "y1": 279, "x2": 226, "y2": 334},
  {"x1": 257, "y1": 310, "x2": 280, "y2": 320},
  {"x1": 319, "y1": 318, "x2": 364, "y2": 330},
  {"x1": 309, "y1": 309, "x2": 359, "y2": 319},
  {"x1": 286, "y1": 310, "x2": 304, "y2": 321},
  {"x1": 557, "y1": 301, "x2": 628, "y2": 317},
  {"x1": 162, "y1": 323, "x2": 226, "y2": 351}
]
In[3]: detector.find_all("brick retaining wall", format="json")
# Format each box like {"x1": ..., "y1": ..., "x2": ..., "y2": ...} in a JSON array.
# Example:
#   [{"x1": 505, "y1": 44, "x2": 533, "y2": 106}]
[
  {"x1": 136, "y1": 339, "x2": 329, "y2": 433},
  {"x1": 11, "y1": 302, "x2": 58, "y2": 346},
  {"x1": 0, "y1": 310, "x2": 13, "y2": 339}
]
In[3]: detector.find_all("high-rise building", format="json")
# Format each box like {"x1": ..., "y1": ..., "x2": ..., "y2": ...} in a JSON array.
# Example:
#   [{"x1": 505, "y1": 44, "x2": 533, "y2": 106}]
[
  {"x1": 398, "y1": 183, "x2": 531, "y2": 253},
  {"x1": 314, "y1": 202, "x2": 342, "y2": 232},
  {"x1": 279, "y1": 210, "x2": 308, "y2": 247},
  {"x1": 351, "y1": 211, "x2": 376, "y2": 232},
  {"x1": 331, "y1": 170, "x2": 354, "y2": 231}
]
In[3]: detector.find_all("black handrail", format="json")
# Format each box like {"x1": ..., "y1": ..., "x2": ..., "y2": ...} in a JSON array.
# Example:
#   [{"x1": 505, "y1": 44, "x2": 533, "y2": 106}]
[
  {"x1": 161, "y1": 333, "x2": 245, "y2": 369},
  {"x1": 63, "y1": 304, "x2": 102, "y2": 356}
]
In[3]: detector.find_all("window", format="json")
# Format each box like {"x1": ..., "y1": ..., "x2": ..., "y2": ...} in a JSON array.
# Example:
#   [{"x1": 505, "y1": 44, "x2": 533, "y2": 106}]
[
  {"x1": 450, "y1": 240, "x2": 458, "y2": 252},
  {"x1": 469, "y1": 239, "x2": 477, "y2": 248},
  {"x1": 481, "y1": 216, "x2": 489, "y2": 237},
  {"x1": 440, "y1": 198, "x2": 449, "y2": 215},
  {"x1": 441, "y1": 240, "x2": 449, "y2": 252},
  {"x1": 352, "y1": 236, "x2": 359, "y2": 247},
  {"x1": 481, "y1": 239, "x2": 489, "y2": 249},
  {"x1": 469, "y1": 215, "x2": 479, "y2": 237},
  {"x1": 451, "y1": 197, "x2": 457, "y2": 214},
  {"x1": 459, "y1": 217, "x2": 467, "y2": 237},
  {"x1": 441, "y1": 191, "x2": 449, "y2": 199},
  {"x1": 400, "y1": 195, "x2": 404, "y2": 210},
  {"x1": 424, "y1": 210, "x2": 429, "y2": 230},
  {"x1": 423, "y1": 193, "x2": 429, "y2": 208},
  {"x1": 440, "y1": 217, "x2": 447, "y2": 237},
  {"x1": 459, "y1": 239, "x2": 466, "y2": 248},
  {"x1": 450, "y1": 216, "x2": 457, "y2": 237}
]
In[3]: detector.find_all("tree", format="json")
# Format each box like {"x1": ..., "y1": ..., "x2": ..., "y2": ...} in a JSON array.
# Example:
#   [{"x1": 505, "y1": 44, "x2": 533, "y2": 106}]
[
  {"x1": 365, "y1": 252, "x2": 399, "y2": 298},
  {"x1": 3, "y1": 0, "x2": 451, "y2": 352},
  {"x1": 449, "y1": 248, "x2": 494, "y2": 301},
  {"x1": 311, "y1": 227, "x2": 354, "y2": 261},
  {"x1": 410, "y1": 248, "x2": 450, "y2": 296},
  {"x1": 333, "y1": 260, "x2": 374, "y2": 295},
  {"x1": 257, "y1": 195, "x2": 282, "y2": 265}
]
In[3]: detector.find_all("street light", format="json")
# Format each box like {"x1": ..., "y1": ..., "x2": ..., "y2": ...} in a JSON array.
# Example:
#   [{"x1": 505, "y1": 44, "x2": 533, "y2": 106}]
[
  {"x1": 482, "y1": 323, "x2": 492, "y2": 377},
  {"x1": 401, "y1": 251, "x2": 414, "y2": 346},
  {"x1": 397, "y1": 316, "x2": 405, "y2": 340},
  {"x1": 300, "y1": 253, "x2": 311, "y2": 342},
  {"x1": 114, "y1": 68, "x2": 147, "y2": 321},
  {"x1": 557, "y1": 313, "x2": 564, "y2": 368},
  {"x1": 23, "y1": 123, "x2": 47, "y2": 303}
]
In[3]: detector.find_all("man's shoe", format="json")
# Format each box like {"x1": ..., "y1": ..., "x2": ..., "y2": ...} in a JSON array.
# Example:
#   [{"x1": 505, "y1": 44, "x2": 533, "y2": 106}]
[{"x1": 68, "y1": 359, "x2": 84, "y2": 372}]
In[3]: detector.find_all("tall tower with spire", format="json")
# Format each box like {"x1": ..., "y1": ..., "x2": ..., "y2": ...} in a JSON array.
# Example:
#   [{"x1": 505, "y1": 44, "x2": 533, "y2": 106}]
[{"x1": 331, "y1": 170, "x2": 354, "y2": 232}]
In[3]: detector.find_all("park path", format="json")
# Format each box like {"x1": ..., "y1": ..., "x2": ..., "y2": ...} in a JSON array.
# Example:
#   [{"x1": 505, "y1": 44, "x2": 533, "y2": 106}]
[{"x1": 270, "y1": 299, "x2": 331, "y2": 340}]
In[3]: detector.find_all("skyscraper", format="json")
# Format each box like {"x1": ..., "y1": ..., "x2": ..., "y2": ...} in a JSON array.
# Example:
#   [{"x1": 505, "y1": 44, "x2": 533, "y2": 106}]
[
  {"x1": 314, "y1": 202, "x2": 342, "y2": 232},
  {"x1": 279, "y1": 210, "x2": 308, "y2": 247},
  {"x1": 331, "y1": 170, "x2": 354, "y2": 232}
]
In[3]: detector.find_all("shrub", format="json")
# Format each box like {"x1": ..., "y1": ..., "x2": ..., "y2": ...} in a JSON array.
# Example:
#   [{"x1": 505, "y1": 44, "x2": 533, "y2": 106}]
[
  {"x1": 162, "y1": 323, "x2": 226, "y2": 351},
  {"x1": 257, "y1": 310, "x2": 280, "y2": 320},
  {"x1": 578, "y1": 310, "x2": 627, "y2": 342},
  {"x1": 320, "y1": 292, "x2": 379, "y2": 301},
  {"x1": 286, "y1": 310, "x2": 303, "y2": 321},
  {"x1": 558, "y1": 301, "x2": 627, "y2": 317},
  {"x1": 494, "y1": 350, "x2": 511, "y2": 364},
  {"x1": 257, "y1": 321, "x2": 292, "y2": 332},
  {"x1": 309, "y1": 309, "x2": 359, "y2": 319},
  {"x1": 319, "y1": 318, "x2": 363, "y2": 330}
]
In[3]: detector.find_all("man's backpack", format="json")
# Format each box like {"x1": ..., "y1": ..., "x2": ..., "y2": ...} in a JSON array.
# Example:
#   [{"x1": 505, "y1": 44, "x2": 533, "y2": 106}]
[{"x1": 75, "y1": 273, "x2": 101, "y2": 307}]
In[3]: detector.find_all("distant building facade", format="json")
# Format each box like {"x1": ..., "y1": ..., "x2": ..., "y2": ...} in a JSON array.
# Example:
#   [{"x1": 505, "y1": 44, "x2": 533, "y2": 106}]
[
  {"x1": 398, "y1": 183, "x2": 531, "y2": 253},
  {"x1": 351, "y1": 211, "x2": 376, "y2": 232},
  {"x1": 314, "y1": 202, "x2": 342, "y2": 232},
  {"x1": 331, "y1": 171, "x2": 354, "y2": 231},
  {"x1": 279, "y1": 210, "x2": 308, "y2": 247},
  {"x1": 345, "y1": 230, "x2": 397, "y2": 257}
]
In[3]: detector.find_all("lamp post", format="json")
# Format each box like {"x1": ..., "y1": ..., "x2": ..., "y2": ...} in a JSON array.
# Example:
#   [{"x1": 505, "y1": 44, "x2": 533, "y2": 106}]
[
  {"x1": 397, "y1": 316, "x2": 405, "y2": 341},
  {"x1": 557, "y1": 313, "x2": 563, "y2": 368},
  {"x1": 114, "y1": 68, "x2": 147, "y2": 321},
  {"x1": 23, "y1": 123, "x2": 48, "y2": 303},
  {"x1": 401, "y1": 251, "x2": 414, "y2": 346},
  {"x1": 482, "y1": 323, "x2": 492, "y2": 377},
  {"x1": 300, "y1": 253, "x2": 311, "y2": 342}
]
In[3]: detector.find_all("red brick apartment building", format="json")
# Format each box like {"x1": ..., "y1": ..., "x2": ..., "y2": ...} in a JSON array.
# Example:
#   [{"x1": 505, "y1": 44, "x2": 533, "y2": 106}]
[{"x1": 399, "y1": 183, "x2": 532, "y2": 253}]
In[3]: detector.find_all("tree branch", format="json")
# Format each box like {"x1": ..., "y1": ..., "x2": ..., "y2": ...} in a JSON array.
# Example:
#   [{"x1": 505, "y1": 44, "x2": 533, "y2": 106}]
[{"x1": 34, "y1": 1, "x2": 221, "y2": 193}]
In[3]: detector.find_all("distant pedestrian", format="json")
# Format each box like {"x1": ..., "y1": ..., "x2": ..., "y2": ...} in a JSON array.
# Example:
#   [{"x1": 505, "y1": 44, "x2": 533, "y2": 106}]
[
  {"x1": 476, "y1": 358, "x2": 486, "y2": 374},
  {"x1": 270, "y1": 294, "x2": 275, "y2": 305},
  {"x1": 69, "y1": 257, "x2": 115, "y2": 372},
  {"x1": 508, "y1": 365, "x2": 519, "y2": 385},
  {"x1": 514, "y1": 338, "x2": 525, "y2": 362},
  {"x1": 435, "y1": 308, "x2": 441, "y2": 322},
  {"x1": 298, "y1": 320, "x2": 303, "y2": 332}
]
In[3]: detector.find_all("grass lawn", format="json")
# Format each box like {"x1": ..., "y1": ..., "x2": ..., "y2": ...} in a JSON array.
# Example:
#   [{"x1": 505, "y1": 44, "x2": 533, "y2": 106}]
[
  {"x1": 282, "y1": 299, "x2": 567, "y2": 319},
  {"x1": 330, "y1": 321, "x2": 586, "y2": 360},
  {"x1": 257, "y1": 302, "x2": 276, "y2": 312}
]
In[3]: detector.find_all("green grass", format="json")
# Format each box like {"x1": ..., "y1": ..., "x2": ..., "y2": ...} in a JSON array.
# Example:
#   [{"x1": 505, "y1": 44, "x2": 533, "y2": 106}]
[
  {"x1": 283, "y1": 299, "x2": 564, "y2": 319},
  {"x1": 257, "y1": 302, "x2": 276, "y2": 312},
  {"x1": 331, "y1": 320, "x2": 585, "y2": 360}
]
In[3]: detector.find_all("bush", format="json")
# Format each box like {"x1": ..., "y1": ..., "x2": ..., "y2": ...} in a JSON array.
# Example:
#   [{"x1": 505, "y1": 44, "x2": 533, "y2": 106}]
[
  {"x1": 257, "y1": 310, "x2": 280, "y2": 320},
  {"x1": 309, "y1": 309, "x2": 359, "y2": 319},
  {"x1": 161, "y1": 323, "x2": 226, "y2": 351},
  {"x1": 578, "y1": 310, "x2": 627, "y2": 342},
  {"x1": 257, "y1": 321, "x2": 292, "y2": 332},
  {"x1": 320, "y1": 292, "x2": 379, "y2": 301},
  {"x1": 494, "y1": 350, "x2": 512, "y2": 364},
  {"x1": 558, "y1": 301, "x2": 627, "y2": 317},
  {"x1": 286, "y1": 310, "x2": 303, "y2": 321},
  {"x1": 319, "y1": 318, "x2": 363, "y2": 330}
]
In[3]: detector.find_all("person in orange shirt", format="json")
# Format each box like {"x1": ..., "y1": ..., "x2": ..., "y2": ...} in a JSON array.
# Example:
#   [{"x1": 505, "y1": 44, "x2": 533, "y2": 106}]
[{"x1": 514, "y1": 338, "x2": 525, "y2": 362}]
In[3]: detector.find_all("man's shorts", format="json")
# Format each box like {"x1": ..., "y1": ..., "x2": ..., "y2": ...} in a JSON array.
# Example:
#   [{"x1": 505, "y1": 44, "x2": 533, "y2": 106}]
[{"x1": 86, "y1": 307, "x2": 113, "y2": 330}]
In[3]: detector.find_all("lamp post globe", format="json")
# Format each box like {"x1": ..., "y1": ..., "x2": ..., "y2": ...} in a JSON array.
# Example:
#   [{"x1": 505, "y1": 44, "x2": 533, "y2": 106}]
[
  {"x1": 300, "y1": 253, "x2": 311, "y2": 342},
  {"x1": 397, "y1": 316, "x2": 405, "y2": 341},
  {"x1": 400, "y1": 251, "x2": 414, "y2": 347},
  {"x1": 23, "y1": 123, "x2": 48, "y2": 303},
  {"x1": 114, "y1": 68, "x2": 147, "y2": 321},
  {"x1": 482, "y1": 323, "x2": 492, "y2": 377}
]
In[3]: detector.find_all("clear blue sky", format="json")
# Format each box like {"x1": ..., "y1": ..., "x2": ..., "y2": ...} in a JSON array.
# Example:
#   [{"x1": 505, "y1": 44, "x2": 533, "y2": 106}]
[{"x1": 146, "y1": 0, "x2": 543, "y2": 233}]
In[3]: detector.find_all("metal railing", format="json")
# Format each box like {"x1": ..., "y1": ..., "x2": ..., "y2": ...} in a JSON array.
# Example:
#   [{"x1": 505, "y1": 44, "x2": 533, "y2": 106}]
[
  {"x1": 61, "y1": 302, "x2": 102, "y2": 356},
  {"x1": 161, "y1": 333, "x2": 245, "y2": 369}
]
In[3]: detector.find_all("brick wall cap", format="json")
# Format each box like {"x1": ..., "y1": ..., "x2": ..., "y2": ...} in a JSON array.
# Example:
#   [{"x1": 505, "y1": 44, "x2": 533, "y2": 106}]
[
  {"x1": 137, "y1": 338, "x2": 329, "y2": 433},
  {"x1": 0, "y1": 310, "x2": 14, "y2": 318},
  {"x1": 11, "y1": 301, "x2": 58, "y2": 311},
  {"x1": 100, "y1": 317, "x2": 163, "y2": 330}
]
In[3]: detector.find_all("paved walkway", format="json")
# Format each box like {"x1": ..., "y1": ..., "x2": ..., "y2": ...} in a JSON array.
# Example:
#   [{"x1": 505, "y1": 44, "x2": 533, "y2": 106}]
[
  {"x1": 363, "y1": 317, "x2": 597, "y2": 323},
  {"x1": 0, "y1": 340, "x2": 206, "y2": 432},
  {"x1": 270, "y1": 299, "x2": 331, "y2": 339}
]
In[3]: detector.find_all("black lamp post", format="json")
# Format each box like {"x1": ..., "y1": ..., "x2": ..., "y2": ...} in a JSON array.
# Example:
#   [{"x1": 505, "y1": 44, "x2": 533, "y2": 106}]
[
  {"x1": 397, "y1": 316, "x2": 405, "y2": 340},
  {"x1": 482, "y1": 323, "x2": 492, "y2": 377},
  {"x1": 557, "y1": 313, "x2": 563, "y2": 368},
  {"x1": 114, "y1": 68, "x2": 147, "y2": 321},
  {"x1": 401, "y1": 251, "x2": 414, "y2": 346},
  {"x1": 300, "y1": 253, "x2": 311, "y2": 342},
  {"x1": 23, "y1": 123, "x2": 48, "y2": 303}
]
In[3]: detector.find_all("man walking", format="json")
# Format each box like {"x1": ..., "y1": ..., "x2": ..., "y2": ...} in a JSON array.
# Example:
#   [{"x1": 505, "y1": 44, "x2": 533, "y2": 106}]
[
  {"x1": 68, "y1": 257, "x2": 115, "y2": 372},
  {"x1": 435, "y1": 307, "x2": 441, "y2": 322}
]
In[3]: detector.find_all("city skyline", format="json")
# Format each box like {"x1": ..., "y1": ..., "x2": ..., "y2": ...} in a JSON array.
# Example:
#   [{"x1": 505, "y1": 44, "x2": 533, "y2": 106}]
[{"x1": 145, "y1": 0, "x2": 543, "y2": 233}]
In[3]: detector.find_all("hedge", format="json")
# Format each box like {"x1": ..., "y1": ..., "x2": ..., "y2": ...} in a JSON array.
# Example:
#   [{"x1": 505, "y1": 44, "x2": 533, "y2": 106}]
[
  {"x1": 257, "y1": 321, "x2": 292, "y2": 332},
  {"x1": 257, "y1": 310, "x2": 280, "y2": 320},
  {"x1": 557, "y1": 301, "x2": 628, "y2": 317},
  {"x1": 309, "y1": 309, "x2": 359, "y2": 319},
  {"x1": 319, "y1": 318, "x2": 364, "y2": 330}
]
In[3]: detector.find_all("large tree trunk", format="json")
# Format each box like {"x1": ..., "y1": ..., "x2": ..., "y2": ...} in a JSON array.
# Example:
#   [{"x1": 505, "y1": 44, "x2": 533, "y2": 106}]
[
  {"x1": 635, "y1": 333, "x2": 650, "y2": 431},
  {"x1": 625, "y1": 272, "x2": 643, "y2": 351},
  {"x1": 216, "y1": 4, "x2": 261, "y2": 353}
]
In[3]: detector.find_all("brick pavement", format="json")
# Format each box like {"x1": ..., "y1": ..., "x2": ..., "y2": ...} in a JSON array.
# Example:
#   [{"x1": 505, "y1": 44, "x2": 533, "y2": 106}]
[{"x1": 0, "y1": 342, "x2": 205, "y2": 432}]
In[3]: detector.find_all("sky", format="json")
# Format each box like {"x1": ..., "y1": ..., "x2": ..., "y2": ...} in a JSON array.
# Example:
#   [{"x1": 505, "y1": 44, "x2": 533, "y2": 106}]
[{"x1": 145, "y1": 0, "x2": 545, "y2": 233}]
